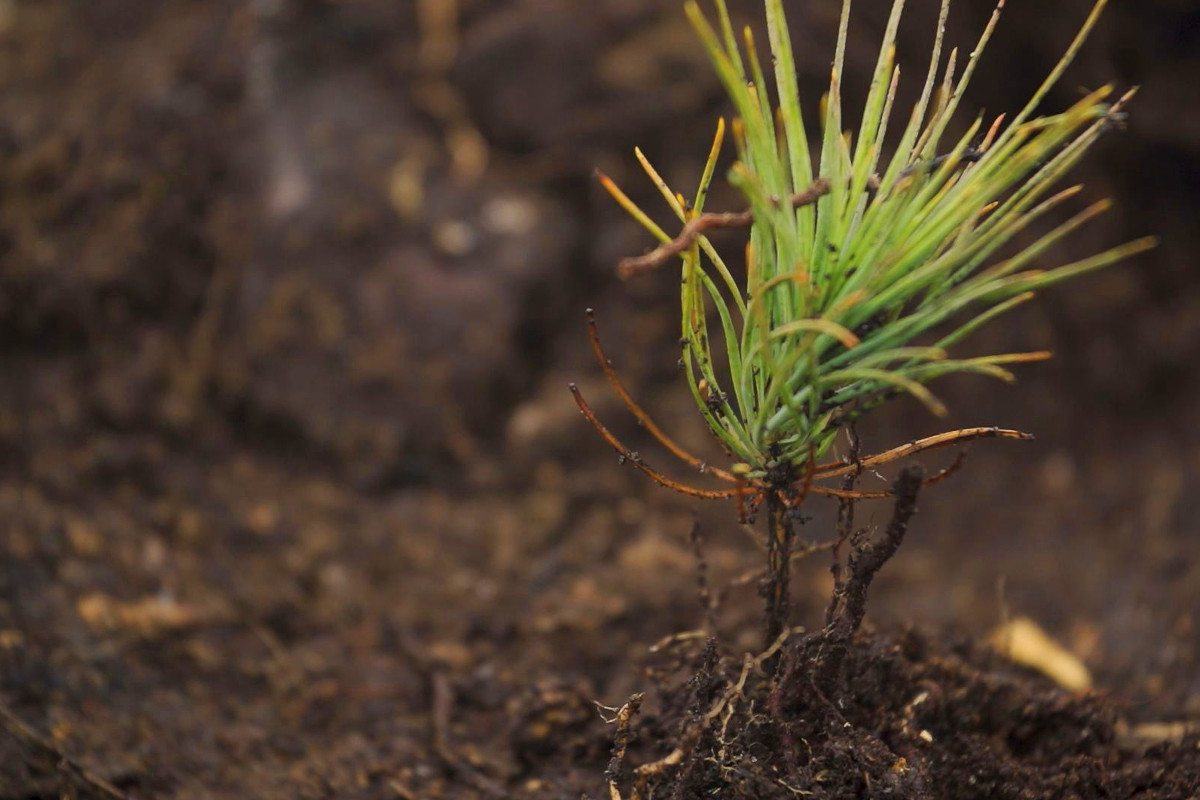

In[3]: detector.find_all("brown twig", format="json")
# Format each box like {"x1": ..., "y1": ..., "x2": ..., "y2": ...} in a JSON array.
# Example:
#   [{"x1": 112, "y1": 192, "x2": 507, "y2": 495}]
[
  {"x1": 0, "y1": 701, "x2": 131, "y2": 800},
  {"x1": 617, "y1": 178, "x2": 831, "y2": 280},
  {"x1": 431, "y1": 671, "x2": 506, "y2": 798}
]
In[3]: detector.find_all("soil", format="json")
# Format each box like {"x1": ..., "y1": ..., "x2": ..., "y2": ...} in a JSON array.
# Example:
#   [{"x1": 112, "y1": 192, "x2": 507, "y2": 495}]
[{"x1": 1, "y1": 0, "x2": 1198, "y2": 798}]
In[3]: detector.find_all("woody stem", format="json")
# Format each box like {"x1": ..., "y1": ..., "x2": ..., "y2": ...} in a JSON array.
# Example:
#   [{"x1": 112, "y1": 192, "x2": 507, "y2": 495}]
[{"x1": 763, "y1": 489, "x2": 794, "y2": 651}]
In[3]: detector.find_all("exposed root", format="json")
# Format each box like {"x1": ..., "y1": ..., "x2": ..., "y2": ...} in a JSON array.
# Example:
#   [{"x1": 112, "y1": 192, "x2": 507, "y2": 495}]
[
  {"x1": 612, "y1": 623, "x2": 1200, "y2": 800},
  {"x1": 602, "y1": 693, "x2": 645, "y2": 800},
  {"x1": 631, "y1": 747, "x2": 685, "y2": 798},
  {"x1": 648, "y1": 629, "x2": 709, "y2": 654}
]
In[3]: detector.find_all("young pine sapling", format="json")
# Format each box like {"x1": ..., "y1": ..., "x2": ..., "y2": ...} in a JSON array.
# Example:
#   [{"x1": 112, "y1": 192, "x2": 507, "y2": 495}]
[{"x1": 571, "y1": 0, "x2": 1153, "y2": 647}]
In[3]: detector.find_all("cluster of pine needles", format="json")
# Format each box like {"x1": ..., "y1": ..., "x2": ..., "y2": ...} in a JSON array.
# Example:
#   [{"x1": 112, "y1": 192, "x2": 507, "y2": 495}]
[{"x1": 572, "y1": 0, "x2": 1153, "y2": 512}]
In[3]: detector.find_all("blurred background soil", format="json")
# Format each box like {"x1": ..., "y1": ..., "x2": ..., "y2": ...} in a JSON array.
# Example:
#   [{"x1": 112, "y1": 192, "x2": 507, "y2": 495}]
[{"x1": 0, "y1": 0, "x2": 1197, "y2": 797}]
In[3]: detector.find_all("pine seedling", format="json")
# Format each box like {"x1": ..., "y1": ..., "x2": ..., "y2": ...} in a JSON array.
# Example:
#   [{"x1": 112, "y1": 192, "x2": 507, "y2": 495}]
[{"x1": 571, "y1": 0, "x2": 1152, "y2": 640}]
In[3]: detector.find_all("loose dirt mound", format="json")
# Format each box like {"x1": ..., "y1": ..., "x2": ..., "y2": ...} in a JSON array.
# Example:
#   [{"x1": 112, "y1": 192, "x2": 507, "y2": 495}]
[{"x1": 612, "y1": 629, "x2": 1199, "y2": 800}]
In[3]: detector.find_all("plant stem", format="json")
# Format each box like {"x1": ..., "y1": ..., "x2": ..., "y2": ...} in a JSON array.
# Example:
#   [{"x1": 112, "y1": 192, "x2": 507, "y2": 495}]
[
  {"x1": 763, "y1": 490, "x2": 794, "y2": 649},
  {"x1": 814, "y1": 466, "x2": 924, "y2": 697}
]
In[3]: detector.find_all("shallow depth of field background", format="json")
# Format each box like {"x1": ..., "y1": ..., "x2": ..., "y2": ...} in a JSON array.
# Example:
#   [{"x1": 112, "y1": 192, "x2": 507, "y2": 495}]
[{"x1": 0, "y1": 1, "x2": 1197, "y2": 796}]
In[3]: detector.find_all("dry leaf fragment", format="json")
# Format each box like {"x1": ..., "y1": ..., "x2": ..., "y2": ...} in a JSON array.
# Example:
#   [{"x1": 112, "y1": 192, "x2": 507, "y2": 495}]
[{"x1": 989, "y1": 616, "x2": 1092, "y2": 691}]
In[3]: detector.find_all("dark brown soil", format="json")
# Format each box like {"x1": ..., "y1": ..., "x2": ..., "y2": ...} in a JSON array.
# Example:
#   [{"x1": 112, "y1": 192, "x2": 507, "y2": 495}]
[
  {"x1": 1, "y1": 1, "x2": 1198, "y2": 798},
  {"x1": 615, "y1": 628, "x2": 1200, "y2": 799}
]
